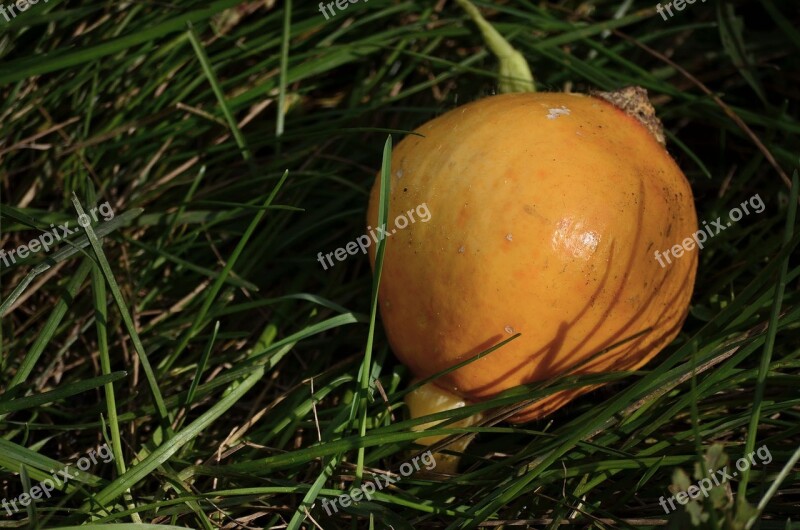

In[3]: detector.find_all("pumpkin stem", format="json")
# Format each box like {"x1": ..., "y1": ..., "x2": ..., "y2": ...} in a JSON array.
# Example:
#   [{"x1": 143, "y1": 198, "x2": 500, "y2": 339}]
[
  {"x1": 405, "y1": 379, "x2": 484, "y2": 473},
  {"x1": 592, "y1": 86, "x2": 667, "y2": 146},
  {"x1": 454, "y1": 0, "x2": 536, "y2": 94}
]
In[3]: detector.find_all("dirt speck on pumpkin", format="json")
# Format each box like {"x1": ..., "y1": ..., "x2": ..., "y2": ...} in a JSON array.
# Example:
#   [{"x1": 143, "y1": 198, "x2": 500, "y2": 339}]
[{"x1": 547, "y1": 106, "x2": 570, "y2": 119}]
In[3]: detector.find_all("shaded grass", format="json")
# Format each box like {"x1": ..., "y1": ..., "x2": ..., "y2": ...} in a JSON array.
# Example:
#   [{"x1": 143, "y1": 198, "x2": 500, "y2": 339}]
[{"x1": 0, "y1": 0, "x2": 799, "y2": 528}]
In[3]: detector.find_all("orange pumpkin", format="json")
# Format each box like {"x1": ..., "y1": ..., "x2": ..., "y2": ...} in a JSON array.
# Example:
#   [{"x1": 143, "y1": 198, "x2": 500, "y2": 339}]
[{"x1": 367, "y1": 89, "x2": 697, "y2": 422}]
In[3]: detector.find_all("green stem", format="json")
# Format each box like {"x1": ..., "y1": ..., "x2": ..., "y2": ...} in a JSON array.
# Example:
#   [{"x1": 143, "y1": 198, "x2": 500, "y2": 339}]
[{"x1": 454, "y1": 0, "x2": 535, "y2": 93}]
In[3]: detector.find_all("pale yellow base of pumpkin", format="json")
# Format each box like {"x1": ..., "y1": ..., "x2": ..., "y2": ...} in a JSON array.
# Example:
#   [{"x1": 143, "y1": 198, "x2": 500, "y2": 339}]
[{"x1": 405, "y1": 380, "x2": 484, "y2": 473}]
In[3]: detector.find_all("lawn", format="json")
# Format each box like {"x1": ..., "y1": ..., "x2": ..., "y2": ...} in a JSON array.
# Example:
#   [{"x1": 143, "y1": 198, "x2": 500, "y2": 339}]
[{"x1": 0, "y1": 0, "x2": 799, "y2": 528}]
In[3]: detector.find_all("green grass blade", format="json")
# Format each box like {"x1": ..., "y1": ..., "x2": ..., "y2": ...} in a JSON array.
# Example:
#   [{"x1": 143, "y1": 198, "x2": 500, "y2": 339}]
[
  {"x1": 737, "y1": 169, "x2": 799, "y2": 503},
  {"x1": 70, "y1": 194, "x2": 170, "y2": 427}
]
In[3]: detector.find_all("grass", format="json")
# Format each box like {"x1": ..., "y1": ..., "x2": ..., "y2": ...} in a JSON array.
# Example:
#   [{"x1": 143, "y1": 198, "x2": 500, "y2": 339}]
[{"x1": 1, "y1": 0, "x2": 799, "y2": 528}]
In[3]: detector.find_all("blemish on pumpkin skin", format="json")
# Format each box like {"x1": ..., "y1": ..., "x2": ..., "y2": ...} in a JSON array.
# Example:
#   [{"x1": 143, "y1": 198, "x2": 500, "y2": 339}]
[
  {"x1": 547, "y1": 106, "x2": 570, "y2": 119},
  {"x1": 457, "y1": 206, "x2": 469, "y2": 227}
]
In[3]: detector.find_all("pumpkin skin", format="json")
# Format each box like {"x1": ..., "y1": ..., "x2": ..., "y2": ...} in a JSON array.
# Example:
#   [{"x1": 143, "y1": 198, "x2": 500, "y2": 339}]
[{"x1": 367, "y1": 92, "x2": 697, "y2": 422}]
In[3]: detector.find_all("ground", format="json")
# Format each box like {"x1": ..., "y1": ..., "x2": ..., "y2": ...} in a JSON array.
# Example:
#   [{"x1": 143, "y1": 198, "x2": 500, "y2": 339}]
[{"x1": 0, "y1": 0, "x2": 798, "y2": 529}]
